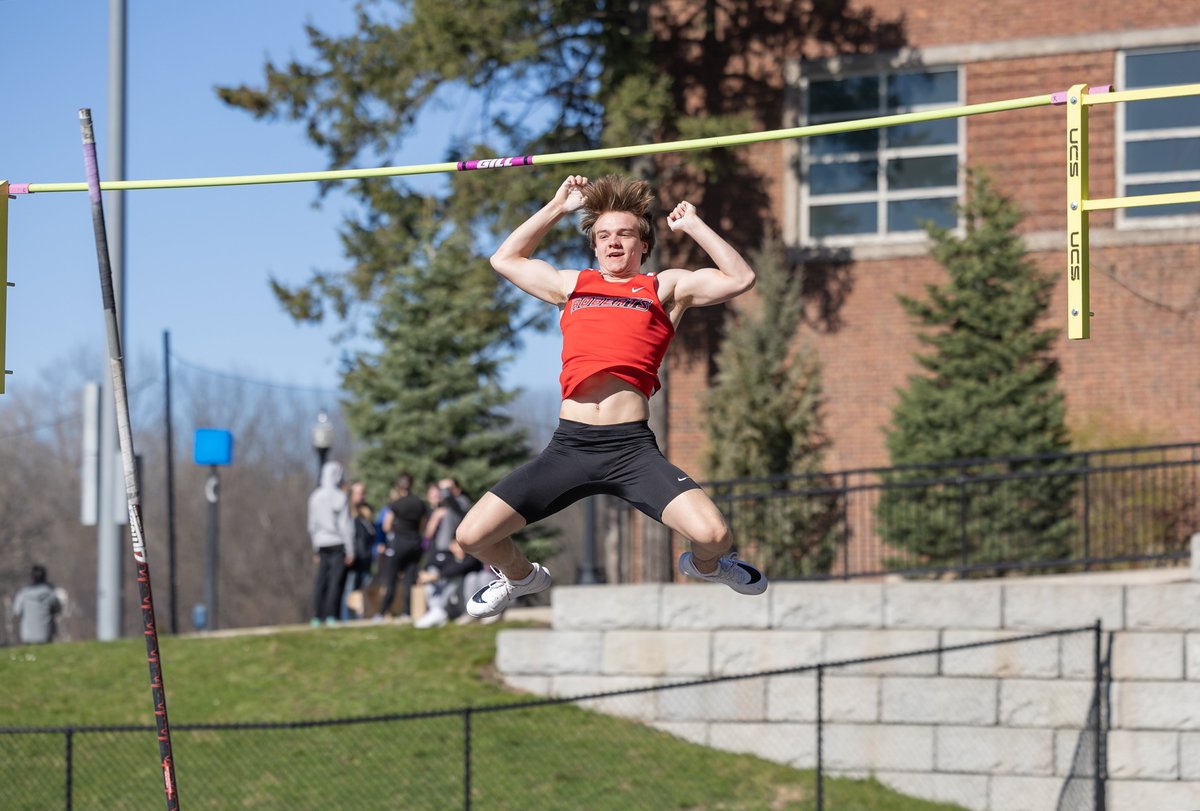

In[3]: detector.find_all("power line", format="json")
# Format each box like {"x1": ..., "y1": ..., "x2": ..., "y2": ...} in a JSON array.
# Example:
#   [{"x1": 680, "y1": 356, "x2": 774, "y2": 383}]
[{"x1": 168, "y1": 351, "x2": 343, "y2": 396}]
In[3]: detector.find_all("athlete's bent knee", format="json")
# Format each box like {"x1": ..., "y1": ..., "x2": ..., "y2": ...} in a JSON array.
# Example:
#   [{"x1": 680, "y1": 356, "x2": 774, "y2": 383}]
[
  {"x1": 455, "y1": 519, "x2": 484, "y2": 553},
  {"x1": 690, "y1": 522, "x2": 732, "y2": 556}
]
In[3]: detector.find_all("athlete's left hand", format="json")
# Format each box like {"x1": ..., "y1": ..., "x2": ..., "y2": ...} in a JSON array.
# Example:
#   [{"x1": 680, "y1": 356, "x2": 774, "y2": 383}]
[{"x1": 667, "y1": 201, "x2": 699, "y2": 232}]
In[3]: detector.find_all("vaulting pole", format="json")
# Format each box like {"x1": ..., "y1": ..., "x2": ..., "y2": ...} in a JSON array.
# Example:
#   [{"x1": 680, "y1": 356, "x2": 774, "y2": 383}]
[{"x1": 80, "y1": 107, "x2": 181, "y2": 811}]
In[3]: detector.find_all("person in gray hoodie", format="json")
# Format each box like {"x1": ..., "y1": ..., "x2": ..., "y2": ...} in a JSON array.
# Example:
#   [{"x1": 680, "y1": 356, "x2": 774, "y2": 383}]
[
  {"x1": 12, "y1": 564, "x2": 61, "y2": 644},
  {"x1": 308, "y1": 461, "x2": 355, "y2": 626}
]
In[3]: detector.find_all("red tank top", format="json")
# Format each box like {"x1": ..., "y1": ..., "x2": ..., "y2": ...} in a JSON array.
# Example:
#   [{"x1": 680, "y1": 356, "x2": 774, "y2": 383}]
[{"x1": 559, "y1": 269, "x2": 675, "y2": 400}]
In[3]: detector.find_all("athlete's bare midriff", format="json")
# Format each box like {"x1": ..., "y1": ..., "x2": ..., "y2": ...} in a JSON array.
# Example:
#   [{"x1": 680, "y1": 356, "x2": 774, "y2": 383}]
[{"x1": 559, "y1": 373, "x2": 651, "y2": 424}]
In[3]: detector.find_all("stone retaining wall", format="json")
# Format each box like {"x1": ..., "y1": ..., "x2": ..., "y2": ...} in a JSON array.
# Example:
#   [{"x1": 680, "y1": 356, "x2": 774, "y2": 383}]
[{"x1": 496, "y1": 569, "x2": 1200, "y2": 811}]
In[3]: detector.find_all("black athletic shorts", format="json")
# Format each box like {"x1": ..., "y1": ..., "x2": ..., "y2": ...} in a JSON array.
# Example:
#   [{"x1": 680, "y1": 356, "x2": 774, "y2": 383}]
[{"x1": 490, "y1": 419, "x2": 702, "y2": 524}]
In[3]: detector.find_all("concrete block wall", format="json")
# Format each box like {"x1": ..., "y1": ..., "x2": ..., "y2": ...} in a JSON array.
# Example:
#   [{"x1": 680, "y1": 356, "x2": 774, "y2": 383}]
[{"x1": 496, "y1": 571, "x2": 1200, "y2": 811}]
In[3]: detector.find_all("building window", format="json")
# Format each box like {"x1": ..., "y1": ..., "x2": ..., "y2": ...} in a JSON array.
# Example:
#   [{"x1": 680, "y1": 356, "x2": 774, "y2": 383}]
[
  {"x1": 1118, "y1": 46, "x2": 1200, "y2": 224},
  {"x1": 802, "y1": 68, "x2": 962, "y2": 243}
]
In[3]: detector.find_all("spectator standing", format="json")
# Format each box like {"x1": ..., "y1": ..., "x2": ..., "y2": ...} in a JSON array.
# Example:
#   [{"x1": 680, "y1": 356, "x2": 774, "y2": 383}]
[
  {"x1": 367, "y1": 484, "x2": 398, "y2": 617},
  {"x1": 373, "y1": 485, "x2": 398, "y2": 561},
  {"x1": 374, "y1": 473, "x2": 427, "y2": 622},
  {"x1": 308, "y1": 461, "x2": 355, "y2": 626},
  {"x1": 342, "y1": 480, "x2": 375, "y2": 620},
  {"x1": 432, "y1": 477, "x2": 472, "y2": 554},
  {"x1": 12, "y1": 565, "x2": 61, "y2": 644},
  {"x1": 423, "y1": 481, "x2": 445, "y2": 554}
]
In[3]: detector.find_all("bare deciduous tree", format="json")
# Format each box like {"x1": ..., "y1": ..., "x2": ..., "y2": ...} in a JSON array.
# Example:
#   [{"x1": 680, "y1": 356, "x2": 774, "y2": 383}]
[{"x1": 2, "y1": 347, "x2": 346, "y2": 643}]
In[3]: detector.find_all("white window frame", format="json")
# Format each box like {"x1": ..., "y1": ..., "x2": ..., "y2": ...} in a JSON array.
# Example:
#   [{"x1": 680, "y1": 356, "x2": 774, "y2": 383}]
[
  {"x1": 1116, "y1": 46, "x2": 1200, "y2": 231},
  {"x1": 799, "y1": 66, "x2": 965, "y2": 246}
]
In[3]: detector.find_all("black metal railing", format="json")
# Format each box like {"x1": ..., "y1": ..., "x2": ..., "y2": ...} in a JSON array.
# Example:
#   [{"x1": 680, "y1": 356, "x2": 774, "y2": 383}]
[
  {"x1": 0, "y1": 625, "x2": 1108, "y2": 811},
  {"x1": 703, "y1": 442, "x2": 1199, "y2": 580}
]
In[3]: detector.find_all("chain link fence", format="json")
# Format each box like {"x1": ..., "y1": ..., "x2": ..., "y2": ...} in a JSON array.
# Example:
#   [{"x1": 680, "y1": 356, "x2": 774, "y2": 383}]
[{"x1": 1, "y1": 625, "x2": 1108, "y2": 810}]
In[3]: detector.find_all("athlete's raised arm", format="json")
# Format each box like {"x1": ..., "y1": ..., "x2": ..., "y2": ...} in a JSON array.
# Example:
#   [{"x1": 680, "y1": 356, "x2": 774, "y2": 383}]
[
  {"x1": 490, "y1": 176, "x2": 587, "y2": 305},
  {"x1": 660, "y1": 201, "x2": 755, "y2": 310}
]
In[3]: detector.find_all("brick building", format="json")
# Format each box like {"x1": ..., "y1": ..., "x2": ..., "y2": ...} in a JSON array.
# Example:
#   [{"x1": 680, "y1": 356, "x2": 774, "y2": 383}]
[{"x1": 656, "y1": 2, "x2": 1200, "y2": 476}]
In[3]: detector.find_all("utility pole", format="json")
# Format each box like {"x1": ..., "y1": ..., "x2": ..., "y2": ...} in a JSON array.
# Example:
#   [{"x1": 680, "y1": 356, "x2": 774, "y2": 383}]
[
  {"x1": 163, "y1": 331, "x2": 178, "y2": 634},
  {"x1": 204, "y1": 466, "x2": 220, "y2": 631},
  {"x1": 96, "y1": 0, "x2": 127, "y2": 640}
]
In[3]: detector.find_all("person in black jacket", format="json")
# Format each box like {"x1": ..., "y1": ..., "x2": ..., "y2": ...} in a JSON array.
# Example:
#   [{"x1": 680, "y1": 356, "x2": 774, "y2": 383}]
[{"x1": 374, "y1": 473, "x2": 427, "y2": 622}]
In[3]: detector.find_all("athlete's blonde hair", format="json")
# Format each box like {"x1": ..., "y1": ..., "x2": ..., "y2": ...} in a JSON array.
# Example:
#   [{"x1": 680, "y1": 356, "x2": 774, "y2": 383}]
[{"x1": 578, "y1": 175, "x2": 656, "y2": 257}]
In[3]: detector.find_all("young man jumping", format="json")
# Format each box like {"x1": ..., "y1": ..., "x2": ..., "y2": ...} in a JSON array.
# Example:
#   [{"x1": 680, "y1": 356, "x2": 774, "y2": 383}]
[{"x1": 459, "y1": 174, "x2": 767, "y2": 618}]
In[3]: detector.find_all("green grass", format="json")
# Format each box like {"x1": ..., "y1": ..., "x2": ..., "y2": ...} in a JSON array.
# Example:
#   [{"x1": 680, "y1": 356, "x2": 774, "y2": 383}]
[{"x1": 1, "y1": 622, "x2": 967, "y2": 810}]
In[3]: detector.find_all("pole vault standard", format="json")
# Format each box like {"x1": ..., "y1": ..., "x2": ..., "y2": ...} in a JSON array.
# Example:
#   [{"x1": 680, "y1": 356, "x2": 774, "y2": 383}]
[{"x1": 79, "y1": 107, "x2": 180, "y2": 811}]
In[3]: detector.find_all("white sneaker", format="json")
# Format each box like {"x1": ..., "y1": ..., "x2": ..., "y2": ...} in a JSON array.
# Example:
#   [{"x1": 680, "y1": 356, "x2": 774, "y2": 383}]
[
  {"x1": 678, "y1": 552, "x2": 767, "y2": 595},
  {"x1": 466, "y1": 564, "x2": 552, "y2": 618},
  {"x1": 415, "y1": 609, "x2": 448, "y2": 629}
]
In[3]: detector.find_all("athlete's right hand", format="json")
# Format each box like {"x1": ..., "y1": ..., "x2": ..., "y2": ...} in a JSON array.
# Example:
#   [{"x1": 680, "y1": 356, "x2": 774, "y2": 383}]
[{"x1": 556, "y1": 175, "x2": 588, "y2": 213}]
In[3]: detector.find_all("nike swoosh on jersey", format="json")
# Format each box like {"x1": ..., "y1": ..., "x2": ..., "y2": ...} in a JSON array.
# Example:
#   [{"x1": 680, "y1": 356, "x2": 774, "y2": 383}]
[{"x1": 631, "y1": 286, "x2": 645, "y2": 293}]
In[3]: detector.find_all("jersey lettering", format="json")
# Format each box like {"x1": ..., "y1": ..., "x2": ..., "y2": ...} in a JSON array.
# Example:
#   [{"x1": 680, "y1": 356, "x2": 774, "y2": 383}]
[{"x1": 569, "y1": 294, "x2": 651, "y2": 314}]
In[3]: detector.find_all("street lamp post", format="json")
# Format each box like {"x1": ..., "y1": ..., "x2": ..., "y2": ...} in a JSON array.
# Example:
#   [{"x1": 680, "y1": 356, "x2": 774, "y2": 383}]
[
  {"x1": 193, "y1": 428, "x2": 233, "y2": 632},
  {"x1": 203, "y1": 466, "x2": 219, "y2": 630},
  {"x1": 311, "y1": 411, "x2": 334, "y2": 484}
]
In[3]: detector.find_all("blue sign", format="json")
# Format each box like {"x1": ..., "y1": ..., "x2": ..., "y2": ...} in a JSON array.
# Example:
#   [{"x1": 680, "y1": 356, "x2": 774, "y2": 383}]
[{"x1": 194, "y1": 428, "x2": 234, "y2": 466}]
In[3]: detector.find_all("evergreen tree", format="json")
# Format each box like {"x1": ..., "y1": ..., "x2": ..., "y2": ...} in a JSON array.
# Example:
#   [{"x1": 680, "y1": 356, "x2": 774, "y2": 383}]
[
  {"x1": 704, "y1": 236, "x2": 838, "y2": 577},
  {"x1": 341, "y1": 199, "x2": 529, "y2": 500},
  {"x1": 879, "y1": 173, "x2": 1076, "y2": 572}
]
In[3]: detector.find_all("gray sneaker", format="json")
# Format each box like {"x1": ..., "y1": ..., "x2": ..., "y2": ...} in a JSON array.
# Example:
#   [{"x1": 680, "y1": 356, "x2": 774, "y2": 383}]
[
  {"x1": 466, "y1": 563, "x2": 552, "y2": 618},
  {"x1": 678, "y1": 552, "x2": 767, "y2": 595}
]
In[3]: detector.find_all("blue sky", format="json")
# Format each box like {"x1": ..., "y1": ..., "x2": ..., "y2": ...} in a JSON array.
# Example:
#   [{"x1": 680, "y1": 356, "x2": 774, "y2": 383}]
[{"x1": 1, "y1": 1, "x2": 561, "y2": 401}]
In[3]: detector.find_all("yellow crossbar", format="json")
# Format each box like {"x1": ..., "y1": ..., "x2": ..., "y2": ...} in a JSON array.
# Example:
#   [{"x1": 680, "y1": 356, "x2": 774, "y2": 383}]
[
  {"x1": 1083, "y1": 189, "x2": 1200, "y2": 211},
  {"x1": 1083, "y1": 82, "x2": 1200, "y2": 106}
]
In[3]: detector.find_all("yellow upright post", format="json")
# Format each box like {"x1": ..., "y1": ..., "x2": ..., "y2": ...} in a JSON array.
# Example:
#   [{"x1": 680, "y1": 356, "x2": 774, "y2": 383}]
[
  {"x1": 1065, "y1": 85, "x2": 1090, "y2": 340},
  {"x1": 0, "y1": 181, "x2": 9, "y2": 391}
]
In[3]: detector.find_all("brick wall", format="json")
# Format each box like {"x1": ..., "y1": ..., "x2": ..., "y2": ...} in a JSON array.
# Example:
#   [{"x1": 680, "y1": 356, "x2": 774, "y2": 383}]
[
  {"x1": 844, "y1": 0, "x2": 1197, "y2": 48},
  {"x1": 659, "y1": 3, "x2": 1200, "y2": 475}
]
